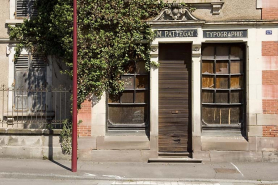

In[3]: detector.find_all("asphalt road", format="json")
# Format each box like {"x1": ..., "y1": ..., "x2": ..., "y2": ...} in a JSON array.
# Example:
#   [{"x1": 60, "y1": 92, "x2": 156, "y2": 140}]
[{"x1": 0, "y1": 158, "x2": 277, "y2": 185}]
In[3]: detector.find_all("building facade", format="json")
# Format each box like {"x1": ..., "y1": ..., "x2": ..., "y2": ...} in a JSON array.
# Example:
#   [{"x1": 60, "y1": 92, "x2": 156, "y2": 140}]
[{"x1": 0, "y1": 0, "x2": 278, "y2": 162}]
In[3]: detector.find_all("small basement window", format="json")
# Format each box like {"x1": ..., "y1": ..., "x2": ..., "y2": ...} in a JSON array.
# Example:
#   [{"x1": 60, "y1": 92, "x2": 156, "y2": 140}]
[{"x1": 201, "y1": 43, "x2": 246, "y2": 131}]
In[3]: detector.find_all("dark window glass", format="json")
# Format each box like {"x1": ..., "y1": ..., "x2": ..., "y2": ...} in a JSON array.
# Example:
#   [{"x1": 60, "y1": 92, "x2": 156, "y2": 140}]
[
  {"x1": 108, "y1": 61, "x2": 149, "y2": 129},
  {"x1": 201, "y1": 44, "x2": 245, "y2": 127}
]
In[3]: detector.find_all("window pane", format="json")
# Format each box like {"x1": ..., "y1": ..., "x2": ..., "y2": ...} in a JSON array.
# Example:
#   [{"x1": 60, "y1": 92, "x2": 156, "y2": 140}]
[
  {"x1": 230, "y1": 61, "x2": 243, "y2": 74},
  {"x1": 136, "y1": 75, "x2": 148, "y2": 89},
  {"x1": 202, "y1": 107, "x2": 219, "y2": 124},
  {"x1": 202, "y1": 61, "x2": 213, "y2": 74},
  {"x1": 202, "y1": 90, "x2": 214, "y2": 103},
  {"x1": 230, "y1": 106, "x2": 242, "y2": 124},
  {"x1": 203, "y1": 107, "x2": 239, "y2": 124},
  {"x1": 215, "y1": 90, "x2": 229, "y2": 103},
  {"x1": 216, "y1": 61, "x2": 228, "y2": 74},
  {"x1": 121, "y1": 92, "x2": 133, "y2": 103},
  {"x1": 135, "y1": 91, "x2": 147, "y2": 103},
  {"x1": 230, "y1": 46, "x2": 243, "y2": 59},
  {"x1": 122, "y1": 76, "x2": 134, "y2": 89},
  {"x1": 216, "y1": 76, "x2": 228, "y2": 89},
  {"x1": 202, "y1": 46, "x2": 214, "y2": 60},
  {"x1": 124, "y1": 62, "x2": 135, "y2": 74},
  {"x1": 108, "y1": 106, "x2": 147, "y2": 124},
  {"x1": 216, "y1": 46, "x2": 229, "y2": 60},
  {"x1": 108, "y1": 94, "x2": 120, "y2": 103},
  {"x1": 230, "y1": 76, "x2": 243, "y2": 89},
  {"x1": 231, "y1": 90, "x2": 243, "y2": 103},
  {"x1": 202, "y1": 76, "x2": 214, "y2": 88},
  {"x1": 136, "y1": 61, "x2": 147, "y2": 74}
]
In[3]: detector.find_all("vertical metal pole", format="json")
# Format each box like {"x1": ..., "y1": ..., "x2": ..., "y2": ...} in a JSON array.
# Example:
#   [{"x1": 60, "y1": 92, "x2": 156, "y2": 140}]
[{"x1": 72, "y1": 0, "x2": 78, "y2": 172}]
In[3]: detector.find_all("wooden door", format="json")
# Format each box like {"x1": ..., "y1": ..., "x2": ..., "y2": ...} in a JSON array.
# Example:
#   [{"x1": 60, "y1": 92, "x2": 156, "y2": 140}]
[{"x1": 158, "y1": 43, "x2": 191, "y2": 153}]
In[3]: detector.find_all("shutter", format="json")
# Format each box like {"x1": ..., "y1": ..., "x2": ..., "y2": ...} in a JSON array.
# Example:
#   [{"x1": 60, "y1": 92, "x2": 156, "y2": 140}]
[
  {"x1": 30, "y1": 55, "x2": 47, "y2": 111},
  {"x1": 16, "y1": 0, "x2": 37, "y2": 18},
  {"x1": 16, "y1": 0, "x2": 29, "y2": 18},
  {"x1": 15, "y1": 55, "x2": 29, "y2": 110}
]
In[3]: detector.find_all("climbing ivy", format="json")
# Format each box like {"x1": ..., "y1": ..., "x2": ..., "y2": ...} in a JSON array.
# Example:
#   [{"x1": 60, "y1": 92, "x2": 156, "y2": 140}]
[{"x1": 9, "y1": 0, "x2": 168, "y2": 107}]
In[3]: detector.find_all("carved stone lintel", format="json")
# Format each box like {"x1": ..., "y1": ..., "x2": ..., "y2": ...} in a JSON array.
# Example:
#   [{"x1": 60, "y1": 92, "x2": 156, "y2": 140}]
[{"x1": 153, "y1": 7, "x2": 199, "y2": 21}]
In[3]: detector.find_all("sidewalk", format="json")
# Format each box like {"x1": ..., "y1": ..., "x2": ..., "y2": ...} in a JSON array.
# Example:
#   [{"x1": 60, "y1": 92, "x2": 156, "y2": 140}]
[{"x1": 0, "y1": 158, "x2": 277, "y2": 185}]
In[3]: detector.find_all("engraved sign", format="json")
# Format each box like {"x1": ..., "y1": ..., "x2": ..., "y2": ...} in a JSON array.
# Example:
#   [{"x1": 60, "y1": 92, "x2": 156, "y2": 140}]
[
  {"x1": 156, "y1": 29, "x2": 198, "y2": 38},
  {"x1": 203, "y1": 30, "x2": 248, "y2": 38}
]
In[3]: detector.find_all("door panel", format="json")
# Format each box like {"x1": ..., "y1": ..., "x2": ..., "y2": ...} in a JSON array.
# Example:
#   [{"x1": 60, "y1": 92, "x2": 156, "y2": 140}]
[{"x1": 158, "y1": 43, "x2": 191, "y2": 153}]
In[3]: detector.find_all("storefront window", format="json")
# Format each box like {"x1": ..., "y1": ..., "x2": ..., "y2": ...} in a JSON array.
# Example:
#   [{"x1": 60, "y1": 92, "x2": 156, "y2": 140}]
[
  {"x1": 107, "y1": 61, "x2": 149, "y2": 130},
  {"x1": 201, "y1": 44, "x2": 245, "y2": 128}
]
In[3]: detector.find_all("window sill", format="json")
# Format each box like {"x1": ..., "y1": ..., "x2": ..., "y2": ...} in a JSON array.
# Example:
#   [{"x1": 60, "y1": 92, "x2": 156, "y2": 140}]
[
  {"x1": 201, "y1": 134, "x2": 248, "y2": 151},
  {"x1": 5, "y1": 19, "x2": 24, "y2": 25}
]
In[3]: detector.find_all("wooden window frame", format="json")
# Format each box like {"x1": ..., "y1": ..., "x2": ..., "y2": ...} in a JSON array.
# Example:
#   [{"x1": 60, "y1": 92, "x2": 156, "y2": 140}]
[
  {"x1": 107, "y1": 61, "x2": 150, "y2": 130},
  {"x1": 201, "y1": 43, "x2": 246, "y2": 130}
]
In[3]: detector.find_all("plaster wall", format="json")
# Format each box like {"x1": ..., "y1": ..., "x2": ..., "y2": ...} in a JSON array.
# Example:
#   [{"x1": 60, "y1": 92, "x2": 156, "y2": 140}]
[
  {"x1": 162, "y1": 0, "x2": 261, "y2": 21},
  {"x1": 0, "y1": 0, "x2": 9, "y2": 39}
]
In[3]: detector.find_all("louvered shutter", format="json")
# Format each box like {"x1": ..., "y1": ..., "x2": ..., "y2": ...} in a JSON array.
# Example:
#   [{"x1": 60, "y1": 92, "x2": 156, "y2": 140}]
[
  {"x1": 30, "y1": 55, "x2": 47, "y2": 111},
  {"x1": 14, "y1": 55, "x2": 29, "y2": 110},
  {"x1": 16, "y1": 0, "x2": 37, "y2": 18}
]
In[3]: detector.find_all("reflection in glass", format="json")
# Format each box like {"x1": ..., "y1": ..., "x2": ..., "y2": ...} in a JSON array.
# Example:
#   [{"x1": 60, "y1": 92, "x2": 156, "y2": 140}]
[
  {"x1": 231, "y1": 61, "x2": 243, "y2": 74},
  {"x1": 121, "y1": 91, "x2": 133, "y2": 103},
  {"x1": 216, "y1": 61, "x2": 228, "y2": 74},
  {"x1": 122, "y1": 76, "x2": 134, "y2": 89},
  {"x1": 216, "y1": 46, "x2": 229, "y2": 59},
  {"x1": 231, "y1": 91, "x2": 242, "y2": 103},
  {"x1": 215, "y1": 91, "x2": 229, "y2": 103},
  {"x1": 135, "y1": 91, "x2": 147, "y2": 103},
  {"x1": 202, "y1": 61, "x2": 213, "y2": 74},
  {"x1": 108, "y1": 106, "x2": 146, "y2": 124},
  {"x1": 230, "y1": 76, "x2": 243, "y2": 89},
  {"x1": 136, "y1": 75, "x2": 148, "y2": 89},
  {"x1": 202, "y1": 76, "x2": 214, "y2": 88},
  {"x1": 202, "y1": 46, "x2": 214, "y2": 60},
  {"x1": 216, "y1": 76, "x2": 228, "y2": 89},
  {"x1": 202, "y1": 90, "x2": 214, "y2": 103},
  {"x1": 136, "y1": 61, "x2": 147, "y2": 74},
  {"x1": 230, "y1": 46, "x2": 243, "y2": 59}
]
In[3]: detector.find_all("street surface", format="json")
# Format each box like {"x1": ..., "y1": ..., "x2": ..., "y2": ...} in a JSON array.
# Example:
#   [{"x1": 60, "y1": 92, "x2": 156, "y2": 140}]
[{"x1": 0, "y1": 158, "x2": 277, "y2": 185}]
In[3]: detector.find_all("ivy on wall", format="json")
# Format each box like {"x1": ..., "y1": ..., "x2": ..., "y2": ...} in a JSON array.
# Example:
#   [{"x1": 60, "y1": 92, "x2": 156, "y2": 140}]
[{"x1": 9, "y1": 0, "x2": 168, "y2": 107}]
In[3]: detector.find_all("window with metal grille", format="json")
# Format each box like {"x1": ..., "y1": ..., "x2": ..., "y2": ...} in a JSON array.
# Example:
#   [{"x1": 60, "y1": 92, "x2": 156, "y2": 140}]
[
  {"x1": 14, "y1": 54, "x2": 47, "y2": 111},
  {"x1": 201, "y1": 43, "x2": 246, "y2": 130},
  {"x1": 107, "y1": 61, "x2": 149, "y2": 130},
  {"x1": 16, "y1": 0, "x2": 38, "y2": 18}
]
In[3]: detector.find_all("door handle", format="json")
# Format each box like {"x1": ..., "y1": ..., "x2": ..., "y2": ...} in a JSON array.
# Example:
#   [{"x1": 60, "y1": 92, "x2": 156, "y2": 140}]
[{"x1": 171, "y1": 111, "x2": 178, "y2": 114}]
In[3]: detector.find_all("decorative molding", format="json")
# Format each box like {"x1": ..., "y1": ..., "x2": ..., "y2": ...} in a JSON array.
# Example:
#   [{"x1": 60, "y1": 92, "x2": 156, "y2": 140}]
[
  {"x1": 211, "y1": 3, "x2": 223, "y2": 15},
  {"x1": 192, "y1": 44, "x2": 201, "y2": 58},
  {"x1": 153, "y1": 4, "x2": 199, "y2": 21},
  {"x1": 150, "y1": 45, "x2": 158, "y2": 57}
]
